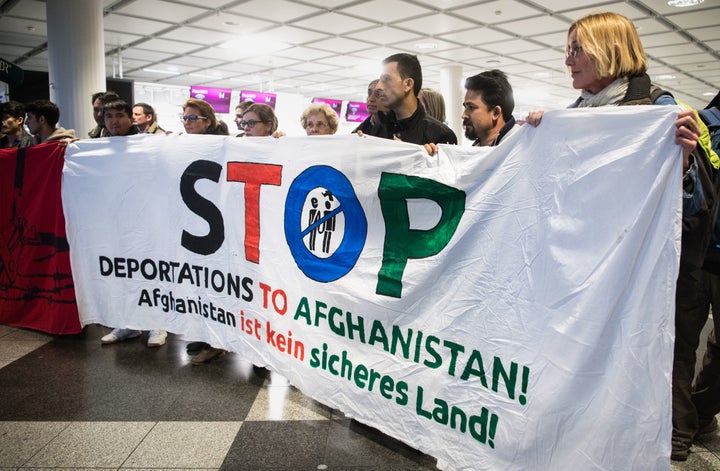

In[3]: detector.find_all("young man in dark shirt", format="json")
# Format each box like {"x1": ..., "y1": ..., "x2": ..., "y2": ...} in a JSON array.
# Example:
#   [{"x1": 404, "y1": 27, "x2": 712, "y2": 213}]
[
  {"x1": 25, "y1": 100, "x2": 77, "y2": 143},
  {"x1": 374, "y1": 53, "x2": 457, "y2": 146},
  {"x1": 103, "y1": 100, "x2": 139, "y2": 137},
  {"x1": 0, "y1": 101, "x2": 37, "y2": 148},
  {"x1": 88, "y1": 91, "x2": 121, "y2": 138}
]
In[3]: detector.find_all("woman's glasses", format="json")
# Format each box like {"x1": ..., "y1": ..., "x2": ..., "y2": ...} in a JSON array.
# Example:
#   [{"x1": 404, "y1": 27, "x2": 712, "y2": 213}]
[
  {"x1": 565, "y1": 45, "x2": 583, "y2": 59},
  {"x1": 181, "y1": 114, "x2": 208, "y2": 122},
  {"x1": 240, "y1": 119, "x2": 266, "y2": 128}
]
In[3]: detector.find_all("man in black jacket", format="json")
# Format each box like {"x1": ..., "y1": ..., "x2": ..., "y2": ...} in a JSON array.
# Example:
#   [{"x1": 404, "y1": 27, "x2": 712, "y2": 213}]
[
  {"x1": 463, "y1": 70, "x2": 519, "y2": 147},
  {"x1": 0, "y1": 101, "x2": 37, "y2": 148},
  {"x1": 374, "y1": 53, "x2": 456, "y2": 146}
]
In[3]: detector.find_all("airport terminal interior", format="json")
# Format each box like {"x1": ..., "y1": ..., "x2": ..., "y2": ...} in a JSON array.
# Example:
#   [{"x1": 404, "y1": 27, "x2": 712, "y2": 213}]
[{"x1": 1, "y1": 0, "x2": 720, "y2": 469}]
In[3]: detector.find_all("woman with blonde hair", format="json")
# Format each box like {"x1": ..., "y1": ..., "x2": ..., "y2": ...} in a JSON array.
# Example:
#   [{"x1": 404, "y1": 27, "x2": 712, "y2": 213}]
[
  {"x1": 300, "y1": 103, "x2": 339, "y2": 135},
  {"x1": 526, "y1": 11, "x2": 705, "y2": 179},
  {"x1": 525, "y1": 12, "x2": 715, "y2": 462}
]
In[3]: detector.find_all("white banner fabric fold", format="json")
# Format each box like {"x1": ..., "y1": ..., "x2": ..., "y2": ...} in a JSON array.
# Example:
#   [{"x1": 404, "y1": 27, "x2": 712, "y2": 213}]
[{"x1": 62, "y1": 105, "x2": 682, "y2": 470}]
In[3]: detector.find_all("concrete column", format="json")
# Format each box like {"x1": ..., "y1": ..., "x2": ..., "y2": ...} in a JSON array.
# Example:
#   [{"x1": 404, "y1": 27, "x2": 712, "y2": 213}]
[
  {"x1": 440, "y1": 65, "x2": 464, "y2": 144},
  {"x1": 46, "y1": 0, "x2": 105, "y2": 136}
]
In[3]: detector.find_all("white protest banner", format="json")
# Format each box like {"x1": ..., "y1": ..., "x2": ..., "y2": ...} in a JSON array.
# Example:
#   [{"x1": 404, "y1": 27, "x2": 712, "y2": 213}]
[{"x1": 62, "y1": 105, "x2": 682, "y2": 470}]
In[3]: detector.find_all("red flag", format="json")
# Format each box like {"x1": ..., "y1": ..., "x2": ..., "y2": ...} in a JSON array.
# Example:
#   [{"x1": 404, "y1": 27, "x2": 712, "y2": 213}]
[{"x1": 0, "y1": 142, "x2": 81, "y2": 334}]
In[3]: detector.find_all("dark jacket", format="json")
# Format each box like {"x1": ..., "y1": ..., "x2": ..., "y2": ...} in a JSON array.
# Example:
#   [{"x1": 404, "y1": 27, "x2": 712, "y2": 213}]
[
  {"x1": 0, "y1": 129, "x2": 37, "y2": 149},
  {"x1": 700, "y1": 104, "x2": 720, "y2": 273},
  {"x1": 611, "y1": 74, "x2": 718, "y2": 269},
  {"x1": 472, "y1": 117, "x2": 518, "y2": 147},
  {"x1": 206, "y1": 121, "x2": 229, "y2": 135},
  {"x1": 377, "y1": 105, "x2": 457, "y2": 145},
  {"x1": 352, "y1": 115, "x2": 383, "y2": 136}
]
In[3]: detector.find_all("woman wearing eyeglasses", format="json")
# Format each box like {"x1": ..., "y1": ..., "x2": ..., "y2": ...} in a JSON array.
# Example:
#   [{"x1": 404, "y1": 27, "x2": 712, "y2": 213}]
[
  {"x1": 526, "y1": 12, "x2": 717, "y2": 463},
  {"x1": 180, "y1": 98, "x2": 229, "y2": 365},
  {"x1": 240, "y1": 103, "x2": 278, "y2": 137},
  {"x1": 181, "y1": 98, "x2": 228, "y2": 135},
  {"x1": 300, "y1": 103, "x2": 338, "y2": 136},
  {"x1": 525, "y1": 13, "x2": 703, "y2": 179}
]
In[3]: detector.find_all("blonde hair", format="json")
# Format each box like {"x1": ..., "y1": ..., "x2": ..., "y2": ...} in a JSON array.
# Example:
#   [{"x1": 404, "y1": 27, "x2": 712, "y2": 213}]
[
  {"x1": 182, "y1": 98, "x2": 218, "y2": 128},
  {"x1": 569, "y1": 12, "x2": 647, "y2": 80},
  {"x1": 300, "y1": 103, "x2": 339, "y2": 134}
]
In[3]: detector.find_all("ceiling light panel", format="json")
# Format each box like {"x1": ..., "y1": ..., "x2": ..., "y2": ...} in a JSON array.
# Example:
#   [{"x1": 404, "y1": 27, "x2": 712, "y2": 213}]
[
  {"x1": 103, "y1": 15, "x2": 170, "y2": 36},
  {"x1": 293, "y1": 12, "x2": 377, "y2": 35},
  {"x1": 114, "y1": 0, "x2": 207, "y2": 24},
  {"x1": 394, "y1": 13, "x2": 476, "y2": 36},
  {"x1": 226, "y1": 0, "x2": 321, "y2": 23},
  {"x1": 339, "y1": 0, "x2": 433, "y2": 23},
  {"x1": 452, "y1": 0, "x2": 543, "y2": 24}
]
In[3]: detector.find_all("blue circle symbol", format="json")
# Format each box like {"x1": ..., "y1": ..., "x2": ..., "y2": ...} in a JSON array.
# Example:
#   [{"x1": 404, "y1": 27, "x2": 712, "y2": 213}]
[{"x1": 284, "y1": 166, "x2": 368, "y2": 282}]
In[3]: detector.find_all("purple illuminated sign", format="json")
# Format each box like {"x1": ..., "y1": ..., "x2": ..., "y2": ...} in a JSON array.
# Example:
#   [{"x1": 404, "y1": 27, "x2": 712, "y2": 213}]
[
  {"x1": 312, "y1": 97, "x2": 343, "y2": 116},
  {"x1": 190, "y1": 86, "x2": 232, "y2": 113},
  {"x1": 240, "y1": 90, "x2": 277, "y2": 110},
  {"x1": 345, "y1": 101, "x2": 369, "y2": 123}
]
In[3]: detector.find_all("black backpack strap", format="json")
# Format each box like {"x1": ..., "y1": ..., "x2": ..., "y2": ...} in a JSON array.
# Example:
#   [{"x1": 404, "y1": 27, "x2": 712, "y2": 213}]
[{"x1": 649, "y1": 85, "x2": 673, "y2": 104}]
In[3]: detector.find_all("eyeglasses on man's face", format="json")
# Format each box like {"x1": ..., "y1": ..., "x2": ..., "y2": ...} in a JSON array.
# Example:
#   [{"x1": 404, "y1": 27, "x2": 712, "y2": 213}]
[
  {"x1": 181, "y1": 114, "x2": 208, "y2": 122},
  {"x1": 566, "y1": 45, "x2": 584, "y2": 59},
  {"x1": 240, "y1": 119, "x2": 266, "y2": 129}
]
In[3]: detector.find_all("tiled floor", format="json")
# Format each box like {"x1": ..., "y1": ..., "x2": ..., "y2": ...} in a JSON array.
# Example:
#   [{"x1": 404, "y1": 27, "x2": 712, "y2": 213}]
[
  {"x1": 0, "y1": 322, "x2": 718, "y2": 470},
  {"x1": 0, "y1": 324, "x2": 437, "y2": 470}
]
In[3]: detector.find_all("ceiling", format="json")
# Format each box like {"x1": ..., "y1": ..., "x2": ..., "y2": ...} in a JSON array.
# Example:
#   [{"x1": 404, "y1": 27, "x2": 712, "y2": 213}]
[{"x1": 1, "y1": 0, "x2": 718, "y2": 113}]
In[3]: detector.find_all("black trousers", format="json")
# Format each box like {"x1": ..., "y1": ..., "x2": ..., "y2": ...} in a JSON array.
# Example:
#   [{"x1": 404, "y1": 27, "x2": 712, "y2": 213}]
[{"x1": 672, "y1": 266, "x2": 720, "y2": 445}]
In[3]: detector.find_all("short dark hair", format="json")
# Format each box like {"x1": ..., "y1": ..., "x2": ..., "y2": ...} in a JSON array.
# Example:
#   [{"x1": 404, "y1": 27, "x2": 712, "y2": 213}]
[
  {"x1": 103, "y1": 100, "x2": 132, "y2": 117},
  {"x1": 1, "y1": 100, "x2": 25, "y2": 119},
  {"x1": 235, "y1": 101, "x2": 253, "y2": 114},
  {"x1": 464, "y1": 69, "x2": 515, "y2": 122},
  {"x1": 91, "y1": 91, "x2": 121, "y2": 105},
  {"x1": 25, "y1": 100, "x2": 60, "y2": 127},
  {"x1": 133, "y1": 102, "x2": 156, "y2": 118},
  {"x1": 383, "y1": 53, "x2": 422, "y2": 96}
]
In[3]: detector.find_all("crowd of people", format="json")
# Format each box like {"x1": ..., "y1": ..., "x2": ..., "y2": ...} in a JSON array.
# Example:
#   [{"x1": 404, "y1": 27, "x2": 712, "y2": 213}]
[{"x1": 2, "y1": 10, "x2": 719, "y2": 463}]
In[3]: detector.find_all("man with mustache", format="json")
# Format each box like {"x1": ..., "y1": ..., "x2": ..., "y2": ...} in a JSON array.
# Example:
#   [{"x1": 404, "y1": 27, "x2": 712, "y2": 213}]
[{"x1": 462, "y1": 70, "x2": 519, "y2": 147}]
